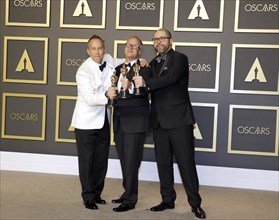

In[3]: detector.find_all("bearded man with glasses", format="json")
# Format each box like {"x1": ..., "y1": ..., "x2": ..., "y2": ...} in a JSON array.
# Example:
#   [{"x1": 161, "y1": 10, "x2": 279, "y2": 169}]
[{"x1": 134, "y1": 28, "x2": 206, "y2": 219}]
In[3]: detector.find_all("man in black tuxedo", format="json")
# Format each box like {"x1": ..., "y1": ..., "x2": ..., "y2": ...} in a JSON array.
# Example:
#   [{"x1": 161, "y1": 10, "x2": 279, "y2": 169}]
[
  {"x1": 107, "y1": 36, "x2": 152, "y2": 212},
  {"x1": 134, "y1": 28, "x2": 206, "y2": 219}
]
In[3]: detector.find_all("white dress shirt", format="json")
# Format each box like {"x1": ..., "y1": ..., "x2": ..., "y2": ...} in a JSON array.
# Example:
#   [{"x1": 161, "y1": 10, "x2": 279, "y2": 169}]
[{"x1": 117, "y1": 60, "x2": 137, "y2": 94}]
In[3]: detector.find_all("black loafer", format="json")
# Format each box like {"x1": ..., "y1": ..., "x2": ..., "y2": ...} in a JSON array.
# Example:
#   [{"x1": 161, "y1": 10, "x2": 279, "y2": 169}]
[
  {"x1": 192, "y1": 206, "x2": 206, "y2": 219},
  {"x1": 83, "y1": 201, "x2": 98, "y2": 210},
  {"x1": 150, "y1": 202, "x2": 175, "y2": 211},
  {"x1": 94, "y1": 197, "x2": 106, "y2": 204},
  {"x1": 111, "y1": 198, "x2": 124, "y2": 203},
  {"x1": 113, "y1": 203, "x2": 134, "y2": 212}
]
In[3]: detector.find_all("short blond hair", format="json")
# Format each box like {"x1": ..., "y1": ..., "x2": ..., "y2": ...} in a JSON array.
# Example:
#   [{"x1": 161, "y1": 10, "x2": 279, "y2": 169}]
[{"x1": 87, "y1": 35, "x2": 105, "y2": 48}]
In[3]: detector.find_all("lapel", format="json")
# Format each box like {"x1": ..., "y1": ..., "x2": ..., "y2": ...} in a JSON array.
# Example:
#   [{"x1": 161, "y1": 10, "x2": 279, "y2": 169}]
[
  {"x1": 157, "y1": 56, "x2": 170, "y2": 76},
  {"x1": 151, "y1": 60, "x2": 157, "y2": 77},
  {"x1": 152, "y1": 49, "x2": 173, "y2": 77},
  {"x1": 90, "y1": 60, "x2": 102, "y2": 86}
]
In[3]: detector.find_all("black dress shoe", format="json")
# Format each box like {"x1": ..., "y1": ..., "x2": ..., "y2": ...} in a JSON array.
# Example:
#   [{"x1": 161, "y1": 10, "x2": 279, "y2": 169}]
[
  {"x1": 150, "y1": 202, "x2": 175, "y2": 211},
  {"x1": 113, "y1": 203, "x2": 134, "y2": 212},
  {"x1": 192, "y1": 206, "x2": 206, "y2": 219},
  {"x1": 111, "y1": 198, "x2": 124, "y2": 203},
  {"x1": 83, "y1": 201, "x2": 98, "y2": 210},
  {"x1": 94, "y1": 196, "x2": 106, "y2": 204}
]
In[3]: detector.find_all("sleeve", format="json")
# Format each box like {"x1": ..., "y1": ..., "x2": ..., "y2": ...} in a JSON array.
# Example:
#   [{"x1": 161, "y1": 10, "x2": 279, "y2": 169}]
[
  {"x1": 146, "y1": 53, "x2": 189, "y2": 91},
  {"x1": 103, "y1": 53, "x2": 125, "y2": 68}
]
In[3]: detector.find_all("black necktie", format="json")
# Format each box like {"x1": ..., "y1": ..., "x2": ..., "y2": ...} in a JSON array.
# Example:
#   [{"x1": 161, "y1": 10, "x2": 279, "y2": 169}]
[
  {"x1": 99, "y1": 61, "x2": 106, "y2": 71},
  {"x1": 155, "y1": 54, "x2": 167, "y2": 63}
]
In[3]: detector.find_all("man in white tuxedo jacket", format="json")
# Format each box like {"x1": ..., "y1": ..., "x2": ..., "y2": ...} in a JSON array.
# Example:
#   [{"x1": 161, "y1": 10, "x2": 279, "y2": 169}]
[{"x1": 71, "y1": 35, "x2": 123, "y2": 210}]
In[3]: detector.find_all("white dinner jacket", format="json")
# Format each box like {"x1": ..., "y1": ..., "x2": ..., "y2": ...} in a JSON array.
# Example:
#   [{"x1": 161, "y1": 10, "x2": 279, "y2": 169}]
[{"x1": 71, "y1": 54, "x2": 123, "y2": 129}]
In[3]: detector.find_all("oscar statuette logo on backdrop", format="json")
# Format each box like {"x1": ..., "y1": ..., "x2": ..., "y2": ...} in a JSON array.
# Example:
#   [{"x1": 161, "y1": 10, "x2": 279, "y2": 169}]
[
  {"x1": 73, "y1": 0, "x2": 93, "y2": 17},
  {"x1": 15, "y1": 49, "x2": 35, "y2": 73},
  {"x1": 3, "y1": 36, "x2": 48, "y2": 84},
  {"x1": 60, "y1": 0, "x2": 106, "y2": 28},
  {"x1": 188, "y1": 0, "x2": 209, "y2": 20},
  {"x1": 192, "y1": 103, "x2": 218, "y2": 152},
  {"x1": 174, "y1": 0, "x2": 224, "y2": 32},
  {"x1": 244, "y1": 57, "x2": 267, "y2": 83},
  {"x1": 230, "y1": 44, "x2": 279, "y2": 95},
  {"x1": 55, "y1": 96, "x2": 77, "y2": 143}
]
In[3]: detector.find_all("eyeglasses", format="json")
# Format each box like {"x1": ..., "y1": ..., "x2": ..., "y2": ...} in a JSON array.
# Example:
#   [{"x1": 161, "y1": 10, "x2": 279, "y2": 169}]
[
  {"x1": 152, "y1": 36, "x2": 170, "y2": 43},
  {"x1": 125, "y1": 42, "x2": 141, "y2": 50}
]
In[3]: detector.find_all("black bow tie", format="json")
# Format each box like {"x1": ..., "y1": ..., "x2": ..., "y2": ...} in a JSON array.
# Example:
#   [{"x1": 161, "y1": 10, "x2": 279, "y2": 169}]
[
  {"x1": 155, "y1": 54, "x2": 167, "y2": 63},
  {"x1": 99, "y1": 61, "x2": 106, "y2": 71},
  {"x1": 125, "y1": 63, "x2": 131, "y2": 68}
]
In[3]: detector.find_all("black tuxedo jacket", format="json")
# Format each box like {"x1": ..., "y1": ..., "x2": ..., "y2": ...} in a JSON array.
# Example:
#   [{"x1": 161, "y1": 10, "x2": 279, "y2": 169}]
[
  {"x1": 146, "y1": 49, "x2": 195, "y2": 129},
  {"x1": 113, "y1": 60, "x2": 152, "y2": 134}
]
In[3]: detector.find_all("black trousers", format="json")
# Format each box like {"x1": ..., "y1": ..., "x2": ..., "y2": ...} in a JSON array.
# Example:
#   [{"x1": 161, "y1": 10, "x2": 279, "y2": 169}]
[
  {"x1": 114, "y1": 124, "x2": 145, "y2": 207},
  {"x1": 74, "y1": 115, "x2": 110, "y2": 202},
  {"x1": 153, "y1": 123, "x2": 202, "y2": 207}
]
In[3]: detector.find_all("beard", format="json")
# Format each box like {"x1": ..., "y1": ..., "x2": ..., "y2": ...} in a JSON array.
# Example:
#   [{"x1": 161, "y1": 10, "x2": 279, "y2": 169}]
[{"x1": 155, "y1": 44, "x2": 168, "y2": 54}]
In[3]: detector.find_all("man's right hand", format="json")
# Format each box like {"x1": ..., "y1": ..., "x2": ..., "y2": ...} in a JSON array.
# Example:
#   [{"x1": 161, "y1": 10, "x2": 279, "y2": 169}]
[
  {"x1": 106, "y1": 87, "x2": 118, "y2": 98},
  {"x1": 133, "y1": 76, "x2": 145, "y2": 87}
]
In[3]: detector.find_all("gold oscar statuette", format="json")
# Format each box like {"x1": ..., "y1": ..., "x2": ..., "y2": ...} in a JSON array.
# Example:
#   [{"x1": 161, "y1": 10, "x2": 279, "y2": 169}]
[
  {"x1": 120, "y1": 64, "x2": 129, "y2": 98},
  {"x1": 107, "y1": 70, "x2": 118, "y2": 108},
  {"x1": 133, "y1": 63, "x2": 143, "y2": 96}
]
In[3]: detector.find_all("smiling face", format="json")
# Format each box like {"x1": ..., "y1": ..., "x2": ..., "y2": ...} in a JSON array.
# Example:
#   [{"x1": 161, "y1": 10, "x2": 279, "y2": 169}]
[
  {"x1": 124, "y1": 37, "x2": 142, "y2": 63},
  {"x1": 87, "y1": 38, "x2": 106, "y2": 64},
  {"x1": 153, "y1": 29, "x2": 173, "y2": 55}
]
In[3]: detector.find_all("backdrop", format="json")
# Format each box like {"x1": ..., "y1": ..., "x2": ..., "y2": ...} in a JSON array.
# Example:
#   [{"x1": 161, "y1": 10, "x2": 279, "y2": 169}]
[{"x1": 0, "y1": 0, "x2": 278, "y2": 172}]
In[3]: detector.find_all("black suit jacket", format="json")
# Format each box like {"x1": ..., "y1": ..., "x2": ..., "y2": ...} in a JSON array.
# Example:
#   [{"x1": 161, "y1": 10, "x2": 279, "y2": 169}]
[
  {"x1": 113, "y1": 60, "x2": 152, "y2": 134},
  {"x1": 146, "y1": 49, "x2": 195, "y2": 129}
]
